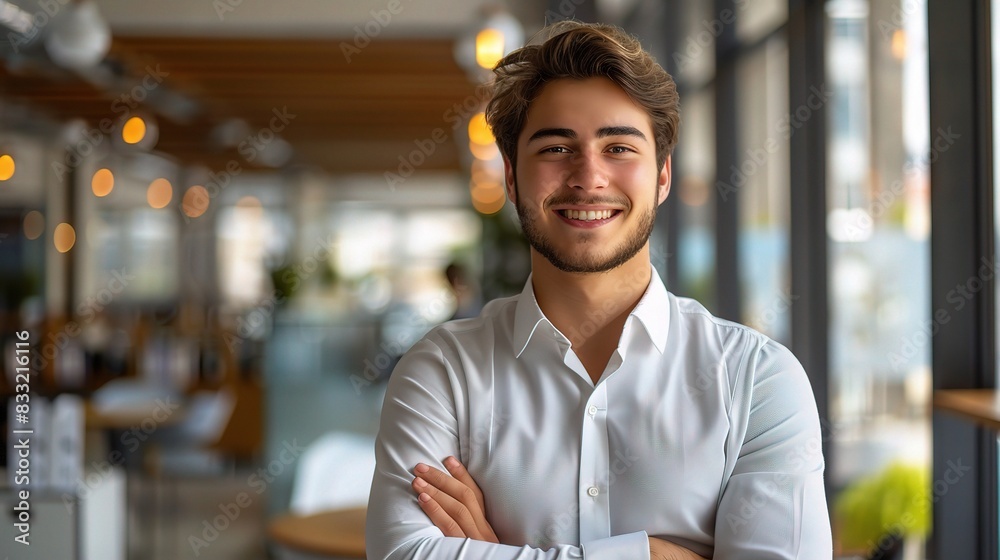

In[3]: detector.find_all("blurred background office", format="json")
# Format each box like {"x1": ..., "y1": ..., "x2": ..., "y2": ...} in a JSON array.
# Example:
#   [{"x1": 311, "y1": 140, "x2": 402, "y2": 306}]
[{"x1": 0, "y1": 0, "x2": 996, "y2": 559}]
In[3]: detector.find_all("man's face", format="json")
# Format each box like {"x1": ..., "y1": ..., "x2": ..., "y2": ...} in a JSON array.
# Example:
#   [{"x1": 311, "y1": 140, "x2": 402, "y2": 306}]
[{"x1": 504, "y1": 77, "x2": 671, "y2": 274}]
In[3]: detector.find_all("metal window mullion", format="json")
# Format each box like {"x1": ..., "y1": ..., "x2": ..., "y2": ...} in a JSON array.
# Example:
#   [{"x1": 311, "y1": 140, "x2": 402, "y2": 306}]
[{"x1": 928, "y1": 0, "x2": 997, "y2": 558}]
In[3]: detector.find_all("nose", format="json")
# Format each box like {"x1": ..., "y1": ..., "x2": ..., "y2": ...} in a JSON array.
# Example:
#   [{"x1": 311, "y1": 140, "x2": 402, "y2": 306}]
[{"x1": 565, "y1": 150, "x2": 608, "y2": 191}]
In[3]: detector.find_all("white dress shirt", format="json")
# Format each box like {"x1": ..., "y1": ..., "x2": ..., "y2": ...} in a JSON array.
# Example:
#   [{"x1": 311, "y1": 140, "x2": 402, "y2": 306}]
[{"x1": 366, "y1": 265, "x2": 832, "y2": 559}]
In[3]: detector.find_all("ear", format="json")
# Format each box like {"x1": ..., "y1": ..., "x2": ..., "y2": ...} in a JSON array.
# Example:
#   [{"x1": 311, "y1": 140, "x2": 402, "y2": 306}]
[
  {"x1": 656, "y1": 155, "x2": 672, "y2": 206},
  {"x1": 503, "y1": 155, "x2": 517, "y2": 204}
]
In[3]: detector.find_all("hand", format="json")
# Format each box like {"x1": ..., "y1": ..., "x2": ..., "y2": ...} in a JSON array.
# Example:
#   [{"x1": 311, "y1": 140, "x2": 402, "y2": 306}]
[
  {"x1": 649, "y1": 536, "x2": 708, "y2": 560},
  {"x1": 411, "y1": 456, "x2": 499, "y2": 543}
]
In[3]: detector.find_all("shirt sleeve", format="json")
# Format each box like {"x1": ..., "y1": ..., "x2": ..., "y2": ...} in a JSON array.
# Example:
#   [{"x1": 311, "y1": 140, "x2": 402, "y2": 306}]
[
  {"x1": 365, "y1": 337, "x2": 651, "y2": 560},
  {"x1": 713, "y1": 338, "x2": 833, "y2": 559}
]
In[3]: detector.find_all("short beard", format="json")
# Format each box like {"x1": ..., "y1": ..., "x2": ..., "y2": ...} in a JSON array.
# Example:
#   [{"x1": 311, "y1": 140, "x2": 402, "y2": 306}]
[{"x1": 514, "y1": 183, "x2": 659, "y2": 274}]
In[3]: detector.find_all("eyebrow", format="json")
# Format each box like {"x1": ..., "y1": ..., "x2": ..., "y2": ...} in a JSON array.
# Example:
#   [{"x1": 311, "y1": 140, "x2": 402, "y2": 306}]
[{"x1": 526, "y1": 126, "x2": 648, "y2": 144}]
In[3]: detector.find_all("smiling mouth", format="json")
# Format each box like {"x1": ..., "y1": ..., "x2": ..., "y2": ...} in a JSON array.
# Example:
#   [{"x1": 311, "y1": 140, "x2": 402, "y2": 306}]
[{"x1": 556, "y1": 209, "x2": 621, "y2": 221}]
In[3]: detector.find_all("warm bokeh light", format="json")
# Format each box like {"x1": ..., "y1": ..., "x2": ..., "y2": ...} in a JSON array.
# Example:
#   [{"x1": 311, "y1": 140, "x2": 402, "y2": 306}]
[
  {"x1": 471, "y1": 167, "x2": 498, "y2": 186},
  {"x1": 0, "y1": 154, "x2": 14, "y2": 181},
  {"x1": 891, "y1": 29, "x2": 907, "y2": 60},
  {"x1": 147, "y1": 178, "x2": 173, "y2": 209},
  {"x1": 122, "y1": 116, "x2": 147, "y2": 144},
  {"x1": 236, "y1": 195, "x2": 262, "y2": 209},
  {"x1": 471, "y1": 181, "x2": 506, "y2": 215},
  {"x1": 475, "y1": 28, "x2": 505, "y2": 69},
  {"x1": 469, "y1": 140, "x2": 499, "y2": 161},
  {"x1": 678, "y1": 176, "x2": 709, "y2": 207},
  {"x1": 92, "y1": 168, "x2": 114, "y2": 197},
  {"x1": 468, "y1": 112, "x2": 493, "y2": 145},
  {"x1": 182, "y1": 185, "x2": 210, "y2": 218},
  {"x1": 23, "y1": 211, "x2": 44, "y2": 240},
  {"x1": 53, "y1": 222, "x2": 76, "y2": 253}
]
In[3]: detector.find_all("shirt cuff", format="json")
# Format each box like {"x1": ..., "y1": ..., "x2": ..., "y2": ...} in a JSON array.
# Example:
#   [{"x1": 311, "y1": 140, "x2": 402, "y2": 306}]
[{"x1": 581, "y1": 531, "x2": 650, "y2": 560}]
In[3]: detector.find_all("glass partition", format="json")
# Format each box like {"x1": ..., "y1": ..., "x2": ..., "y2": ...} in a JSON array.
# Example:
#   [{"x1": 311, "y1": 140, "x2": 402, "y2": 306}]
[
  {"x1": 826, "y1": 0, "x2": 931, "y2": 556},
  {"x1": 736, "y1": 34, "x2": 791, "y2": 345}
]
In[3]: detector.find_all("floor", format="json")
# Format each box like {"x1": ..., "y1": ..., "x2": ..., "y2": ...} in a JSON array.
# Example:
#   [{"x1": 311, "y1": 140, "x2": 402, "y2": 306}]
[{"x1": 128, "y1": 471, "x2": 269, "y2": 560}]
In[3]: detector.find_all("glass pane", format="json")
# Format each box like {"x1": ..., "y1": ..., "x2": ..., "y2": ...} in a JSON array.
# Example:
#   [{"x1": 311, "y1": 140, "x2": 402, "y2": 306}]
[
  {"x1": 826, "y1": 0, "x2": 931, "y2": 557},
  {"x1": 736, "y1": 0, "x2": 788, "y2": 44},
  {"x1": 675, "y1": 0, "x2": 716, "y2": 88},
  {"x1": 736, "y1": 35, "x2": 791, "y2": 345},
  {"x1": 673, "y1": 0, "x2": 718, "y2": 309},
  {"x1": 677, "y1": 86, "x2": 717, "y2": 309},
  {"x1": 217, "y1": 202, "x2": 284, "y2": 307}
]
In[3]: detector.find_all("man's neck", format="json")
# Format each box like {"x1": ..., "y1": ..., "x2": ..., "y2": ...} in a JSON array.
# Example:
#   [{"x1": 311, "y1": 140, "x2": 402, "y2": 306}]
[{"x1": 529, "y1": 248, "x2": 653, "y2": 349}]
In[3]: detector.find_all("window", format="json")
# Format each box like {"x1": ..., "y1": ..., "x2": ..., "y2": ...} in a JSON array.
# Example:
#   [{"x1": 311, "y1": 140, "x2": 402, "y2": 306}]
[
  {"x1": 826, "y1": 0, "x2": 931, "y2": 555},
  {"x1": 736, "y1": 34, "x2": 791, "y2": 344}
]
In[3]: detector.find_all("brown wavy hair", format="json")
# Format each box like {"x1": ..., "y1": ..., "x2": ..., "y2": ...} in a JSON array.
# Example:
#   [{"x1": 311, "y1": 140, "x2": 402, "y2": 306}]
[{"x1": 485, "y1": 20, "x2": 680, "y2": 173}]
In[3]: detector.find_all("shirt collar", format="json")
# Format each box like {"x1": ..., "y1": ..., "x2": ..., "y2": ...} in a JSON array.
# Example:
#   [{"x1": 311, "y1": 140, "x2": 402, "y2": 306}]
[
  {"x1": 512, "y1": 264, "x2": 670, "y2": 358},
  {"x1": 631, "y1": 265, "x2": 669, "y2": 354},
  {"x1": 512, "y1": 273, "x2": 551, "y2": 358}
]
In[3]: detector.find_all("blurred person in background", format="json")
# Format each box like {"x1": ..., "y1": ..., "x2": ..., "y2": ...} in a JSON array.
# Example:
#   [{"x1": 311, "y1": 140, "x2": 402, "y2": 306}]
[{"x1": 443, "y1": 260, "x2": 483, "y2": 320}]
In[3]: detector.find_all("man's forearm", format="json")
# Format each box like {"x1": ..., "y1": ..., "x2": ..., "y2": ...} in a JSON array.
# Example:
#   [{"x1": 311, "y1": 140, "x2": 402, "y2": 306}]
[{"x1": 649, "y1": 536, "x2": 709, "y2": 560}]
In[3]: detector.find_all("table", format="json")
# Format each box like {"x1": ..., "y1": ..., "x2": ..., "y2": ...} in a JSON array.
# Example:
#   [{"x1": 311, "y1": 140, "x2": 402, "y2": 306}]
[
  {"x1": 85, "y1": 402, "x2": 186, "y2": 430},
  {"x1": 268, "y1": 506, "x2": 367, "y2": 558},
  {"x1": 933, "y1": 389, "x2": 1000, "y2": 430}
]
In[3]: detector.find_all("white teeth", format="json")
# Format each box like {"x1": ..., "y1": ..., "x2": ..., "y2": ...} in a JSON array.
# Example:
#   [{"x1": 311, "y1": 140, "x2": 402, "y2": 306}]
[{"x1": 561, "y1": 209, "x2": 614, "y2": 221}]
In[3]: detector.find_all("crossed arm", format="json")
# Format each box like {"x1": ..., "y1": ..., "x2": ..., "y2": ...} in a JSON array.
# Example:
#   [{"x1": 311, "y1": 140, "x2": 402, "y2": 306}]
[{"x1": 408, "y1": 456, "x2": 707, "y2": 560}]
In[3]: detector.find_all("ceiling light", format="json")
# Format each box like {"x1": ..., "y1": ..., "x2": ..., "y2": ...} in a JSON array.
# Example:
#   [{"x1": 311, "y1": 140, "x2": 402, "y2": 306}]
[
  {"x1": 92, "y1": 168, "x2": 114, "y2": 197},
  {"x1": 44, "y1": 1, "x2": 111, "y2": 69},
  {"x1": 147, "y1": 178, "x2": 173, "y2": 209},
  {"x1": 455, "y1": 7, "x2": 523, "y2": 79},
  {"x1": 0, "y1": 153, "x2": 14, "y2": 181},
  {"x1": 122, "y1": 116, "x2": 146, "y2": 144},
  {"x1": 53, "y1": 222, "x2": 76, "y2": 253}
]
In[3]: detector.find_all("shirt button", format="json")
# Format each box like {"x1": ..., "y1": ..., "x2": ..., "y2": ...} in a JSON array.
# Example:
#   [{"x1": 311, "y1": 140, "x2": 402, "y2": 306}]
[
  {"x1": 587, "y1": 486, "x2": 599, "y2": 497},
  {"x1": 588, "y1": 405, "x2": 598, "y2": 416}
]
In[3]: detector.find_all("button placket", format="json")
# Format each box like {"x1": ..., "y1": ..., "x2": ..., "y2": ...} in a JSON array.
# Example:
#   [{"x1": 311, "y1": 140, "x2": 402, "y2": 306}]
[{"x1": 578, "y1": 383, "x2": 611, "y2": 541}]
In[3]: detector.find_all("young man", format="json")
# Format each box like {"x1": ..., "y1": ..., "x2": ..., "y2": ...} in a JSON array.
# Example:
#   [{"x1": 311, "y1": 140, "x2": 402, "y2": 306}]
[{"x1": 366, "y1": 21, "x2": 832, "y2": 560}]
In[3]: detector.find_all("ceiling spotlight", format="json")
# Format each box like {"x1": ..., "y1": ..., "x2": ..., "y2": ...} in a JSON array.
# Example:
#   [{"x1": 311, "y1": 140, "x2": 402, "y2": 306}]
[
  {"x1": 44, "y1": 1, "x2": 111, "y2": 69},
  {"x1": 115, "y1": 111, "x2": 159, "y2": 151},
  {"x1": 454, "y1": 7, "x2": 524, "y2": 80}
]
